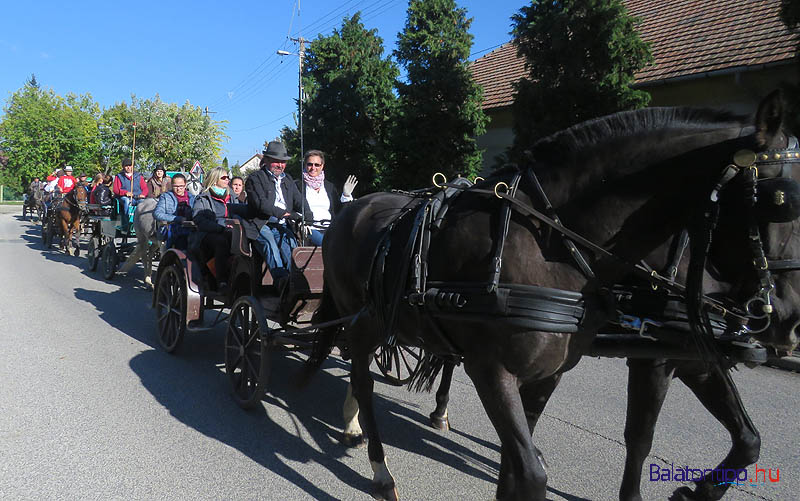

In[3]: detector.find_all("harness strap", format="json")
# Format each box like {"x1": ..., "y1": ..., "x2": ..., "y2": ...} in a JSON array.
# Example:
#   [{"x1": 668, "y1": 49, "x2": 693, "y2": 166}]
[
  {"x1": 438, "y1": 179, "x2": 749, "y2": 325},
  {"x1": 525, "y1": 168, "x2": 596, "y2": 279},
  {"x1": 487, "y1": 174, "x2": 521, "y2": 292}
]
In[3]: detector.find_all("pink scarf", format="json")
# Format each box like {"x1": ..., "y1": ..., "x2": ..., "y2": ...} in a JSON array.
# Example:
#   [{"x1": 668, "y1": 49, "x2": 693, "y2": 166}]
[{"x1": 303, "y1": 170, "x2": 325, "y2": 191}]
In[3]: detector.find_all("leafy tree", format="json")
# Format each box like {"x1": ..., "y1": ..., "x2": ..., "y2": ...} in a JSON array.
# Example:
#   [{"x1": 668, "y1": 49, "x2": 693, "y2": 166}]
[
  {"x1": 282, "y1": 13, "x2": 398, "y2": 192},
  {"x1": 510, "y1": 0, "x2": 652, "y2": 158},
  {"x1": 0, "y1": 80, "x2": 102, "y2": 190},
  {"x1": 222, "y1": 157, "x2": 229, "y2": 170},
  {"x1": 100, "y1": 95, "x2": 228, "y2": 175},
  {"x1": 391, "y1": 0, "x2": 487, "y2": 189}
]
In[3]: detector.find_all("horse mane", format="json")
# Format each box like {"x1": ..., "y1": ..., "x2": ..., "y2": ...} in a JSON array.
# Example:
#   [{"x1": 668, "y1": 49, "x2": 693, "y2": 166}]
[{"x1": 527, "y1": 107, "x2": 751, "y2": 202}]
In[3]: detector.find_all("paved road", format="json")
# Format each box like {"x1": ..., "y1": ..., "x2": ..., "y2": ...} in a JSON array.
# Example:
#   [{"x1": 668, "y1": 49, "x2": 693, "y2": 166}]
[{"x1": 0, "y1": 210, "x2": 796, "y2": 501}]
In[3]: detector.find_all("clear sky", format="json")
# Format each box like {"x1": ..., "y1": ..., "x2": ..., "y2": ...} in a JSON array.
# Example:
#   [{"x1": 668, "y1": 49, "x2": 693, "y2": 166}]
[{"x1": 1, "y1": 0, "x2": 521, "y2": 166}]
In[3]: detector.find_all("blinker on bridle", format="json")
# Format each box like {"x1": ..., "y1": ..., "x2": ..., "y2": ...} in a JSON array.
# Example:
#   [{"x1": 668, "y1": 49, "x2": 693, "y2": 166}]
[{"x1": 724, "y1": 136, "x2": 800, "y2": 332}]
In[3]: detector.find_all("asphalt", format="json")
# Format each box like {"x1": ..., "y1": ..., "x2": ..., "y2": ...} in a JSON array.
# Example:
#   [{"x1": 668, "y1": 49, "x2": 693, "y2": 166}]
[{"x1": 1, "y1": 210, "x2": 797, "y2": 501}]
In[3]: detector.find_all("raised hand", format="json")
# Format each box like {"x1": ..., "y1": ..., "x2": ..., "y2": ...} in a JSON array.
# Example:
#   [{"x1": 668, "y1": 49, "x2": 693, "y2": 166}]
[{"x1": 342, "y1": 175, "x2": 359, "y2": 198}]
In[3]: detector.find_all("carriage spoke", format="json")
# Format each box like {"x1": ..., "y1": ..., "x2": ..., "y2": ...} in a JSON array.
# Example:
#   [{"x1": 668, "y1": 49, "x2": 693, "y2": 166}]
[{"x1": 399, "y1": 347, "x2": 415, "y2": 375}]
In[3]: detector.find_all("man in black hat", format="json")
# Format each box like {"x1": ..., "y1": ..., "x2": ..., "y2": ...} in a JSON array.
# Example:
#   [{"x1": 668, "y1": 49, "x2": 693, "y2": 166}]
[{"x1": 245, "y1": 141, "x2": 312, "y2": 279}]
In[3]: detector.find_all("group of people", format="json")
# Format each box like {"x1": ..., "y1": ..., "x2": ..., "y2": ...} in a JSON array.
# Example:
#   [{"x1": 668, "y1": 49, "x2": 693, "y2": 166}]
[
  {"x1": 27, "y1": 141, "x2": 354, "y2": 292},
  {"x1": 189, "y1": 141, "x2": 357, "y2": 292}
]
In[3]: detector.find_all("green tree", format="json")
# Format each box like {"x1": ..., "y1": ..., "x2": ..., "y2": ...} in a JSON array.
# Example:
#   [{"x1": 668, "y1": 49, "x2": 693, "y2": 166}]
[
  {"x1": 100, "y1": 95, "x2": 228, "y2": 175},
  {"x1": 0, "y1": 80, "x2": 102, "y2": 190},
  {"x1": 282, "y1": 13, "x2": 398, "y2": 192},
  {"x1": 390, "y1": 0, "x2": 487, "y2": 189},
  {"x1": 510, "y1": 0, "x2": 652, "y2": 158}
]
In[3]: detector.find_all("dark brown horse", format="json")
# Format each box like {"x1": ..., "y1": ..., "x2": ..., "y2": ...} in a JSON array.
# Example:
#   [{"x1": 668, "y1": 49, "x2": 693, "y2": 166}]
[
  {"x1": 310, "y1": 92, "x2": 800, "y2": 500},
  {"x1": 54, "y1": 186, "x2": 89, "y2": 256}
]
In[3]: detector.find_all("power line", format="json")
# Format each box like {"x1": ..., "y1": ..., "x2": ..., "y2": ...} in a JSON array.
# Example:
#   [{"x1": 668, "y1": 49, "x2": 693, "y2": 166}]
[{"x1": 228, "y1": 111, "x2": 294, "y2": 133}]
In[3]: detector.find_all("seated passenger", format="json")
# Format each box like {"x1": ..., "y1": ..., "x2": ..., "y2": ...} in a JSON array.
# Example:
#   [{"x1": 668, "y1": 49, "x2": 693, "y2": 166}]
[
  {"x1": 43, "y1": 169, "x2": 64, "y2": 206},
  {"x1": 147, "y1": 165, "x2": 171, "y2": 199},
  {"x1": 244, "y1": 141, "x2": 312, "y2": 280},
  {"x1": 295, "y1": 149, "x2": 357, "y2": 246},
  {"x1": 91, "y1": 174, "x2": 113, "y2": 206},
  {"x1": 154, "y1": 173, "x2": 195, "y2": 250},
  {"x1": 189, "y1": 168, "x2": 233, "y2": 292},
  {"x1": 57, "y1": 165, "x2": 78, "y2": 194},
  {"x1": 112, "y1": 157, "x2": 148, "y2": 226},
  {"x1": 231, "y1": 176, "x2": 247, "y2": 204}
]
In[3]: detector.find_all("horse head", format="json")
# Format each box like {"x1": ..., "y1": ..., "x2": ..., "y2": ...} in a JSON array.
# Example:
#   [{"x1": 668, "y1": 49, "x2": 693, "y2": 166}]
[
  {"x1": 707, "y1": 91, "x2": 800, "y2": 354},
  {"x1": 71, "y1": 186, "x2": 90, "y2": 214}
]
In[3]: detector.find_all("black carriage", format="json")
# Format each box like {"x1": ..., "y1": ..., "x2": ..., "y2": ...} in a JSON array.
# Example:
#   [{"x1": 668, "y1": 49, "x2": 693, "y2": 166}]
[
  {"x1": 85, "y1": 198, "x2": 138, "y2": 279},
  {"x1": 152, "y1": 218, "x2": 337, "y2": 407}
]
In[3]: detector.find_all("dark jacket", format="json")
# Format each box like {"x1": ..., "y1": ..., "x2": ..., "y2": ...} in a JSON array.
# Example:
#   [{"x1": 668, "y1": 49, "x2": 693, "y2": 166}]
[
  {"x1": 189, "y1": 191, "x2": 230, "y2": 250},
  {"x1": 244, "y1": 168, "x2": 312, "y2": 240},
  {"x1": 91, "y1": 184, "x2": 112, "y2": 206}
]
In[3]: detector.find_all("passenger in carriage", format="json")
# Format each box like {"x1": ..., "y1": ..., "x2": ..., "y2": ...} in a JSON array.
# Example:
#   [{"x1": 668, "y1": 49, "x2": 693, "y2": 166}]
[
  {"x1": 190, "y1": 167, "x2": 233, "y2": 293},
  {"x1": 56, "y1": 165, "x2": 77, "y2": 194},
  {"x1": 245, "y1": 141, "x2": 312, "y2": 280},
  {"x1": 146, "y1": 165, "x2": 171, "y2": 199},
  {"x1": 154, "y1": 173, "x2": 195, "y2": 250},
  {"x1": 90, "y1": 174, "x2": 112, "y2": 206},
  {"x1": 112, "y1": 157, "x2": 148, "y2": 227},
  {"x1": 295, "y1": 149, "x2": 358, "y2": 246},
  {"x1": 230, "y1": 176, "x2": 247, "y2": 204}
]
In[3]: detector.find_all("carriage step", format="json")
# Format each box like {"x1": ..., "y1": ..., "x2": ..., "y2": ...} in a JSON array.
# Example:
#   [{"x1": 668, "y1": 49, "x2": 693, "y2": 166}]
[{"x1": 589, "y1": 334, "x2": 767, "y2": 364}]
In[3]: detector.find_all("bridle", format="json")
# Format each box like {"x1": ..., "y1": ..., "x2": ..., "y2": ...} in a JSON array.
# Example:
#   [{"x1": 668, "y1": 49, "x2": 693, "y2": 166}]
[{"x1": 715, "y1": 135, "x2": 800, "y2": 332}]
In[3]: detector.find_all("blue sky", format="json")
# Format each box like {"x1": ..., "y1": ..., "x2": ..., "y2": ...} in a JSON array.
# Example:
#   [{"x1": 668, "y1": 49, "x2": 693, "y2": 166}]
[{"x1": 1, "y1": 0, "x2": 521, "y2": 165}]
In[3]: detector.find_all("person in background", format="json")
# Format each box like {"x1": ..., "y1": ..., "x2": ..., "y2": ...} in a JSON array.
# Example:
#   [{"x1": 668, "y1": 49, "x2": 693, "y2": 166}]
[
  {"x1": 147, "y1": 165, "x2": 171, "y2": 199},
  {"x1": 56, "y1": 165, "x2": 78, "y2": 194},
  {"x1": 154, "y1": 173, "x2": 195, "y2": 249},
  {"x1": 112, "y1": 158, "x2": 148, "y2": 225},
  {"x1": 231, "y1": 176, "x2": 247, "y2": 204},
  {"x1": 190, "y1": 168, "x2": 233, "y2": 293},
  {"x1": 90, "y1": 173, "x2": 112, "y2": 206},
  {"x1": 28, "y1": 176, "x2": 43, "y2": 196},
  {"x1": 296, "y1": 149, "x2": 357, "y2": 246}
]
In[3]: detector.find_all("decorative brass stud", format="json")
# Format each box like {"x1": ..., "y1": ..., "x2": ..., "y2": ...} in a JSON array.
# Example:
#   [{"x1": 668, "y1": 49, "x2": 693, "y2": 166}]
[
  {"x1": 774, "y1": 153, "x2": 782, "y2": 160},
  {"x1": 775, "y1": 190, "x2": 786, "y2": 205},
  {"x1": 734, "y1": 149, "x2": 757, "y2": 167}
]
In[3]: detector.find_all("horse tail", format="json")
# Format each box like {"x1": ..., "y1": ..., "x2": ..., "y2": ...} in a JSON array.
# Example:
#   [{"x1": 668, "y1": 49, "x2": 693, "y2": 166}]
[
  {"x1": 297, "y1": 281, "x2": 341, "y2": 388},
  {"x1": 408, "y1": 352, "x2": 446, "y2": 393}
]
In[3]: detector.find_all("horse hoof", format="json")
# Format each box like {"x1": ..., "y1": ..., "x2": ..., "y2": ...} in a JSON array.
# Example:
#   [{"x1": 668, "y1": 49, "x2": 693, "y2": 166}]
[
  {"x1": 342, "y1": 432, "x2": 366, "y2": 448},
  {"x1": 429, "y1": 412, "x2": 450, "y2": 431},
  {"x1": 144, "y1": 276, "x2": 153, "y2": 286},
  {"x1": 669, "y1": 486, "x2": 699, "y2": 501},
  {"x1": 371, "y1": 482, "x2": 399, "y2": 501}
]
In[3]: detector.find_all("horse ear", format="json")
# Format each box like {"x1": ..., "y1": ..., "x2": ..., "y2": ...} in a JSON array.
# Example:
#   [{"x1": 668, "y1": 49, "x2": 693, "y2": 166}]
[{"x1": 755, "y1": 89, "x2": 784, "y2": 147}]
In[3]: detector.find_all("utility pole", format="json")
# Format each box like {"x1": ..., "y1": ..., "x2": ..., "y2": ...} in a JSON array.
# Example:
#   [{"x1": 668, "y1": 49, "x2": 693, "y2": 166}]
[
  {"x1": 204, "y1": 106, "x2": 216, "y2": 117},
  {"x1": 278, "y1": 36, "x2": 306, "y2": 160}
]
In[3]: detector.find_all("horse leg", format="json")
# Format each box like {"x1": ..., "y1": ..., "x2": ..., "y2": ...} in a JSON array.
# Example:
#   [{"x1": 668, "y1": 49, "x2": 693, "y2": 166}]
[
  {"x1": 429, "y1": 360, "x2": 455, "y2": 430},
  {"x1": 619, "y1": 359, "x2": 675, "y2": 501},
  {"x1": 349, "y1": 345, "x2": 398, "y2": 501},
  {"x1": 668, "y1": 365, "x2": 760, "y2": 501},
  {"x1": 60, "y1": 217, "x2": 70, "y2": 254},
  {"x1": 519, "y1": 374, "x2": 562, "y2": 472},
  {"x1": 120, "y1": 240, "x2": 146, "y2": 274},
  {"x1": 143, "y1": 243, "x2": 154, "y2": 286},
  {"x1": 341, "y1": 383, "x2": 366, "y2": 447},
  {"x1": 465, "y1": 360, "x2": 546, "y2": 501}
]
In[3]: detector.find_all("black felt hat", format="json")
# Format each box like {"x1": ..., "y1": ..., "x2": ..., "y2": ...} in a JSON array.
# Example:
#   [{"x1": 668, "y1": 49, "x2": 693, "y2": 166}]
[{"x1": 262, "y1": 141, "x2": 291, "y2": 162}]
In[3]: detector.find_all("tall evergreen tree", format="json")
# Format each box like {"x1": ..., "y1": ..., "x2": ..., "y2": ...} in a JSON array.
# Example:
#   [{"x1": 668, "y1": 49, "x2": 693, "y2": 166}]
[
  {"x1": 282, "y1": 13, "x2": 398, "y2": 192},
  {"x1": 510, "y1": 0, "x2": 652, "y2": 158},
  {"x1": 391, "y1": 0, "x2": 487, "y2": 189}
]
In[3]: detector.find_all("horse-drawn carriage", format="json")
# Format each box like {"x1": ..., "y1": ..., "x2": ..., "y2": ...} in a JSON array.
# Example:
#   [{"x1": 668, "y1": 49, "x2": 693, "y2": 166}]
[
  {"x1": 85, "y1": 197, "x2": 143, "y2": 280},
  {"x1": 151, "y1": 217, "x2": 343, "y2": 407},
  {"x1": 40, "y1": 187, "x2": 88, "y2": 255},
  {"x1": 142, "y1": 92, "x2": 800, "y2": 501}
]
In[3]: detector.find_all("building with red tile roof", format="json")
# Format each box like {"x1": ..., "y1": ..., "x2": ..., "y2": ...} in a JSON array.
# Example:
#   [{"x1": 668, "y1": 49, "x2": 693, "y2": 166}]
[{"x1": 473, "y1": 0, "x2": 798, "y2": 168}]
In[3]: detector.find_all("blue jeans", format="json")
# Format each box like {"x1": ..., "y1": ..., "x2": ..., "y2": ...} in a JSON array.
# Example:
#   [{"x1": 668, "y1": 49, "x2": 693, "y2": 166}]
[
  {"x1": 309, "y1": 228, "x2": 325, "y2": 247},
  {"x1": 256, "y1": 223, "x2": 296, "y2": 278}
]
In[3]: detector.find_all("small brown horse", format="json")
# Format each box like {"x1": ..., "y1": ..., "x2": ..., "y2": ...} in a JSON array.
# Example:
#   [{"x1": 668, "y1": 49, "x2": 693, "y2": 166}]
[{"x1": 54, "y1": 186, "x2": 89, "y2": 256}]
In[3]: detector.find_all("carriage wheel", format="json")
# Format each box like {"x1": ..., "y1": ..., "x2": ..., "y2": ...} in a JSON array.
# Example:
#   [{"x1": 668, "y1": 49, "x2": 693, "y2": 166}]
[
  {"x1": 374, "y1": 344, "x2": 423, "y2": 386},
  {"x1": 101, "y1": 243, "x2": 117, "y2": 280},
  {"x1": 86, "y1": 237, "x2": 100, "y2": 271},
  {"x1": 155, "y1": 265, "x2": 187, "y2": 353},
  {"x1": 225, "y1": 296, "x2": 271, "y2": 409}
]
